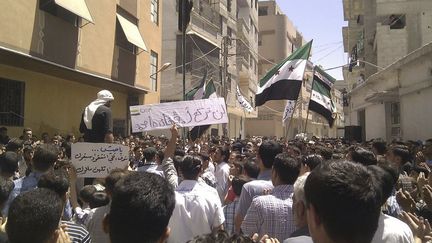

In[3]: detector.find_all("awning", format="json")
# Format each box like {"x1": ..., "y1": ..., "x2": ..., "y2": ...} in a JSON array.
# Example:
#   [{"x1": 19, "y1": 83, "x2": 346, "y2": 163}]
[
  {"x1": 55, "y1": 0, "x2": 94, "y2": 23},
  {"x1": 187, "y1": 29, "x2": 219, "y2": 48},
  {"x1": 116, "y1": 14, "x2": 147, "y2": 51}
]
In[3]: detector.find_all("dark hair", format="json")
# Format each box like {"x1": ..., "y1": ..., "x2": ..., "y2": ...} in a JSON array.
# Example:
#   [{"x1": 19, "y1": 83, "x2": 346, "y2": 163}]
[
  {"x1": 104, "y1": 168, "x2": 129, "y2": 195},
  {"x1": 243, "y1": 160, "x2": 260, "y2": 179},
  {"x1": 5, "y1": 138, "x2": 23, "y2": 152},
  {"x1": 302, "y1": 154, "x2": 323, "y2": 171},
  {"x1": 89, "y1": 192, "x2": 109, "y2": 208},
  {"x1": 391, "y1": 145, "x2": 411, "y2": 163},
  {"x1": 372, "y1": 141, "x2": 387, "y2": 155},
  {"x1": 32, "y1": 144, "x2": 59, "y2": 172},
  {"x1": 232, "y1": 175, "x2": 251, "y2": 197},
  {"x1": 174, "y1": 148, "x2": 186, "y2": 157},
  {"x1": 0, "y1": 177, "x2": 14, "y2": 206},
  {"x1": 37, "y1": 169, "x2": 70, "y2": 198},
  {"x1": 304, "y1": 161, "x2": 381, "y2": 243},
  {"x1": 143, "y1": 147, "x2": 157, "y2": 161},
  {"x1": 7, "y1": 188, "x2": 63, "y2": 243},
  {"x1": 179, "y1": 155, "x2": 202, "y2": 180},
  {"x1": 199, "y1": 152, "x2": 210, "y2": 162},
  {"x1": 79, "y1": 185, "x2": 97, "y2": 203},
  {"x1": 258, "y1": 141, "x2": 282, "y2": 168},
  {"x1": 368, "y1": 165, "x2": 397, "y2": 204},
  {"x1": 317, "y1": 146, "x2": 333, "y2": 160},
  {"x1": 157, "y1": 150, "x2": 165, "y2": 162},
  {"x1": 273, "y1": 153, "x2": 300, "y2": 185},
  {"x1": 61, "y1": 142, "x2": 72, "y2": 159},
  {"x1": 22, "y1": 128, "x2": 32, "y2": 133},
  {"x1": 351, "y1": 147, "x2": 377, "y2": 166},
  {"x1": 217, "y1": 146, "x2": 230, "y2": 161},
  {"x1": 109, "y1": 172, "x2": 175, "y2": 243},
  {"x1": 188, "y1": 230, "x2": 253, "y2": 243},
  {"x1": 0, "y1": 151, "x2": 19, "y2": 176}
]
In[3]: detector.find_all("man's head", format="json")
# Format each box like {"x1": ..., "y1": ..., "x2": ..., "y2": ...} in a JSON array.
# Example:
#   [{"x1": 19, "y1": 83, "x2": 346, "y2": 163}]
[
  {"x1": 179, "y1": 155, "x2": 202, "y2": 180},
  {"x1": 304, "y1": 161, "x2": 381, "y2": 243},
  {"x1": 104, "y1": 168, "x2": 129, "y2": 197},
  {"x1": 257, "y1": 141, "x2": 282, "y2": 169},
  {"x1": 6, "y1": 138, "x2": 23, "y2": 154},
  {"x1": 386, "y1": 145, "x2": 410, "y2": 168},
  {"x1": 293, "y1": 173, "x2": 310, "y2": 228},
  {"x1": 106, "y1": 172, "x2": 175, "y2": 243},
  {"x1": 372, "y1": 141, "x2": 387, "y2": 156},
  {"x1": 6, "y1": 188, "x2": 63, "y2": 243},
  {"x1": 0, "y1": 151, "x2": 19, "y2": 179},
  {"x1": 232, "y1": 175, "x2": 251, "y2": 197},
  {"x1": 243, "y1": 160, "x2": 260, "y2": 179},
  {"x1": 214, "y1": 146, "x2": 230, "y2": 164},
  {"x1": 351, "y1": 147, "x2": 377, "y2": 166},
  {"x1": 0, "y1": 177, "x2": 14, "y2": 211},
  {"x1": 300, "y1": 154, "x2": 323, "y2": 175},
  {"x1": 97, "y1": 90, "x2": 114, "y2": 107},
  {"x1": 37, "y1": 169, "x2": 70, "y2": 203},
  {"x1": 22, "y1": 128, "x2": 32, "y2": 141},
  {"x1": 143, "y1": 147, "x2": 157, "y2": 162},
  {"x1": 271, "y1": 153, "x2": 300, "y2": 186},
  {"x1": 32, "y1": 144, "x2": 59, "y2": 173}
]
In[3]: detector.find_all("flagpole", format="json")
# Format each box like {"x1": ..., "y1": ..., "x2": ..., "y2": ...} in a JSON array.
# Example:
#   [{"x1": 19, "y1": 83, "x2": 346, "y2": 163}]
[{"x1": 303, "y1": 66, "x2": 316, "y2": 134}]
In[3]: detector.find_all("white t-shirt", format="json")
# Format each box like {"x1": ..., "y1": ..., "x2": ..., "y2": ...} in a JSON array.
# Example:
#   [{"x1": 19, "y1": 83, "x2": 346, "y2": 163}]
[
  {"x1": 371, "y1": 213, "x2": 414, "y2": 243},
  {"x1": 168, "y1": 180, "x2": 225, "y2": 243},
  {"x1": 215, "y1": 161, "x2": 230, "y2": 201}
]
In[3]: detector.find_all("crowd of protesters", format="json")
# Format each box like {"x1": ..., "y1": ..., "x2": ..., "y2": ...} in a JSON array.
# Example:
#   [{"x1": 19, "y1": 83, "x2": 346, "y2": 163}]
[{"x1": 0, "y1": 125, "x2": 432, "y2": 243}]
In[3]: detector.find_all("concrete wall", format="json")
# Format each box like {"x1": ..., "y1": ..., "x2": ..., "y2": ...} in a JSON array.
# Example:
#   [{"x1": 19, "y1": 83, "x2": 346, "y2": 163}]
[
  {"x1": 400, "y1": 87, "x2": 432, "y2": 140},
  {"x1": 365, "y1": 103, "x2": 386, "y2": 140},
  {"x1": 0, "y1": 64, "x2": 127, "y2": 138},
  {"x1": 376, "y1": 24, "x2": 408, "y2": 68}
]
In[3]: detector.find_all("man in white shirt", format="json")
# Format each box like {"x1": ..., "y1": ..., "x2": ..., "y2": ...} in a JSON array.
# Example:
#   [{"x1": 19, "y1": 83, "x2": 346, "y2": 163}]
[
  {"x1": 168, "y1": 155, "x2": 225, "y2": 243},
  {"x1": 214, "y1": 146, "x2": 231, "y2": 201}
]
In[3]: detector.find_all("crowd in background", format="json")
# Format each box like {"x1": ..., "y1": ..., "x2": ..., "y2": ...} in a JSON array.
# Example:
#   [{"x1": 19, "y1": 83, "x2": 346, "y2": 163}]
[{"x1": 0, "y1": 125, "x2": 432, "y2": 243}]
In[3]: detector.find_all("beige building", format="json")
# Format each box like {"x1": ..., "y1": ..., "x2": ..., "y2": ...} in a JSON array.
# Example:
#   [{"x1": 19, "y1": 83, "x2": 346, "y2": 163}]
[
  {"x1": 245, "y1": 0, "x2": 343, "y2": 139},
  {"x1": 160, "y1": 0, "x2": 257, "y2": 139},
  {"x1": 343, "y1": 0, "x2": 432, "y2": 141},
  {"x1": 0, "y1": 0, "x2": 163, "y2": 138}
]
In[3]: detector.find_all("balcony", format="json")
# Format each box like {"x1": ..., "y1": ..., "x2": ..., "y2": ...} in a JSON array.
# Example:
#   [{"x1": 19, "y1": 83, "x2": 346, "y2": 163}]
[{"x1": 237, "y1": 18, "x2": 250, "y2": 42}]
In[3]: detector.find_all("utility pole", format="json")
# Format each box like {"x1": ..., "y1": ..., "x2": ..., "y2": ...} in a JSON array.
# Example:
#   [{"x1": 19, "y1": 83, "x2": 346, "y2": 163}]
[{"x1": 220, "y1": 36, "x2": 229, "y2": 137}]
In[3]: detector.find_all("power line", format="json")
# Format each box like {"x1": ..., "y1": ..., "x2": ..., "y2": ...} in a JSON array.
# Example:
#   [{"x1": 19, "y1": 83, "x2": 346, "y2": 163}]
[{"x1": 313, "y1": 44, "x2": 343, "y2": 63}]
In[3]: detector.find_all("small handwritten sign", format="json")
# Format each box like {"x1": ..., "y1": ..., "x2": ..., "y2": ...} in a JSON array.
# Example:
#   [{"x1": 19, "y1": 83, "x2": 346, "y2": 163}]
[
  {"x1": 71, "y1": 143, "x2": 129, "y2": 178},
  {"x1": 130, "y1": 98, "x2": 228, "y2": 133}
]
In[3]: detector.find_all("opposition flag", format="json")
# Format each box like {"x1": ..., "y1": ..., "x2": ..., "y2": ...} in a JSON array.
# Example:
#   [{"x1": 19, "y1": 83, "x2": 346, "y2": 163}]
[
  {"x1": 236, "y1": 85, "x2": 253, "y2": 112},
  {"x1": 282, "y1": 100, "x2": 296, "y2": 125},
  {"x1": 308, "y1": 66, "x2": 336, "y2": 127},
  {"x1": 185, "y1": 70, "x2": 207, "y2": 100},
  {"x1": 255, "y1": 40, "x2": 312, "y2": 107},
  {"x1": 189, "y1": 79, "x2": 218, "y2": 141}
]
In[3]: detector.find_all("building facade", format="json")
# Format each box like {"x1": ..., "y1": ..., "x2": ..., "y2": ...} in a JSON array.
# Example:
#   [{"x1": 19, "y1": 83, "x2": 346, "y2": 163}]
[
  {"x1": 343, "y1": 0, "x2": 432, "y2": 141},
  {"x1": 0, "y1": 0, "x2": 163, "y2": 138},
  {"x1": 160, "y1": 0, "x2": 257, "y2": 139},
  {"x1": 245, "y1": 0, "x2": 343, "y2": 139}
]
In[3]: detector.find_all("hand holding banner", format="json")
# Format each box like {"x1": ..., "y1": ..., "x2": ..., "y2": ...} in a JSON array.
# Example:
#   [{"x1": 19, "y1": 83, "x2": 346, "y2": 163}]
[{"x1": 129, "y1": 98, "x2": 228, "y2": 133}]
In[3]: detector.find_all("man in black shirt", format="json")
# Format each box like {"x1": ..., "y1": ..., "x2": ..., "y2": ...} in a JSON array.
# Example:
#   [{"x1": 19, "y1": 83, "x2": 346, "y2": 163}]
[{"x1": 80, "y1": 90, "x2": 114, "y2": 143}]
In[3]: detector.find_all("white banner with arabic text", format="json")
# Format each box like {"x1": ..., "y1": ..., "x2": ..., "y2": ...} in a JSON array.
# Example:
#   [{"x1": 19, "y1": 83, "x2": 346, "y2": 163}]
[
  {"x1": 71, "y1": 143, "x2": 129, "y2": 178},
  {"x1": 130, "y1": 98, "x2": 228, "y2": 133}
]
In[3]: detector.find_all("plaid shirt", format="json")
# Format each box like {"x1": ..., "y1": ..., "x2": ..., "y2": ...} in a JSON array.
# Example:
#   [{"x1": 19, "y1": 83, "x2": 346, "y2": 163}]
[
  {"x1": 241, "y1": 184, "x2": 296, "y2": 241},
  {"x1": 223, "y1": 198, "x2": 239, "y2": 234}
]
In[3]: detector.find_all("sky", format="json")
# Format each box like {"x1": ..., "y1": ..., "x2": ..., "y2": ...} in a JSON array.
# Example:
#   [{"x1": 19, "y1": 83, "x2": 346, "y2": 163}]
[{"x1": 275, "y1": 0, "x2": 347, "y2": 80}]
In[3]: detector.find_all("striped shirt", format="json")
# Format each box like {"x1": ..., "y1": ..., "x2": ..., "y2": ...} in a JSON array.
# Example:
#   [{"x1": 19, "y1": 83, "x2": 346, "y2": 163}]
[
  {"x1": 241, "y1": 184, "x2": 296, "y2": 241},
  {"x1": 223, "y1": 198, "x2": 239, "y2": 234},
  {"x1": 62, "y1": 220, "x2": 92, "y2": 243}
]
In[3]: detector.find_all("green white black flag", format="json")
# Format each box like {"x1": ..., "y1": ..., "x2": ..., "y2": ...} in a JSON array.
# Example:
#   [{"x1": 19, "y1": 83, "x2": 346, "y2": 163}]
[
  {"x1": 308, "y1": 66, "x2": 336, "y2": 127},
  {"x1": 255, "y1": 40, "x2": 312, "y2": 107}
]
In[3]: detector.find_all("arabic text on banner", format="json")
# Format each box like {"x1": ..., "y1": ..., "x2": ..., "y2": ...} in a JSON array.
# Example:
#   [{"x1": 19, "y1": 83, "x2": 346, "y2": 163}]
[
  {"x1": 71, "y1": 143, "x2": 129, "y2": 178},
  {"x1": 129, "y1": 97, "x2": 228, "y2": 133}
]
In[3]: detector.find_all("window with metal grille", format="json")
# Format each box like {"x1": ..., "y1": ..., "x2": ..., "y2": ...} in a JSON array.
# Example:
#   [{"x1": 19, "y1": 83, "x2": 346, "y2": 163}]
[
  {"x1": 0, "y1": 78, "x2": 25, "y2": 126},
  {"x1": 151, "y1": 0, "x2": 159, "y2": 25},
  {"x1": 150, "y1": 51, "x2": 158, "y2": 91}
]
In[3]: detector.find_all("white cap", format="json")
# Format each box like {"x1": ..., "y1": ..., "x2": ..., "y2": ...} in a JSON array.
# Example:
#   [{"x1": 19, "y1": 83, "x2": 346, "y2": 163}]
[{"x1": 97, "y1": 90, "x2": 114, "y2": 101}]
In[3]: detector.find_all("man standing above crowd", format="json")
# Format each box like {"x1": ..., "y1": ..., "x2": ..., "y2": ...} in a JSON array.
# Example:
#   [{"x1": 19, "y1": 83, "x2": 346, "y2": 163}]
[{"x1": 79, "y1": 90, "x2": 114, "y2": 143}]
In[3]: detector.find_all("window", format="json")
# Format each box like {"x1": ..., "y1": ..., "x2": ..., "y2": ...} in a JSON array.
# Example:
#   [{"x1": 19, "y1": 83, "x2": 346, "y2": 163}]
[
  {"x1": 150, "y1": 0, "x2": 159, "y2": 25},
  {"x1": 227, "y1": 0, "x2": 232, "y2": 12},
  {"x1": 227, "y1": 27, "x2": 232, "y2": 37},
  {"x1": 39, "y1": 0, "x2": 79, "y2": 26},
  {"x1": 115, "y1": 13, "x2": 138, "y2": 54},
  {"x1": 258, "y1": 7, "x2": 268, "y2": 16},
  {"x1": 0, "y1": 78, "x2": 25, "y2": 126},
  {"x1": 390, "y1": 102, "x2": 400, "y2": 125},
  {"x1": 150, "y1": 51, "x2": 158, "y2": 91}
]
